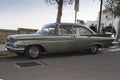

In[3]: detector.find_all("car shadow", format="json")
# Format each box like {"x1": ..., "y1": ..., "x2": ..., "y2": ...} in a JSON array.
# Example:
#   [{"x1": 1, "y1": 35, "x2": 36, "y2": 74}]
[
  {"x1": 40, "y1": 51, "x2": 97, "y2": 59},
  {"x1": 0, "y1": 51, "x2": 102, "y2": 62}
]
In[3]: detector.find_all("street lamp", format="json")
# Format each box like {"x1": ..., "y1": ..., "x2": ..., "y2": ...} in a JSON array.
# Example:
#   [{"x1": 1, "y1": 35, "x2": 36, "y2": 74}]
[
  {"x1": 98, "y1": 0, "x2": 103, "y2": 34},
  {"x1": 74, "y1": 0, "x2": 79, "y2": 23}
]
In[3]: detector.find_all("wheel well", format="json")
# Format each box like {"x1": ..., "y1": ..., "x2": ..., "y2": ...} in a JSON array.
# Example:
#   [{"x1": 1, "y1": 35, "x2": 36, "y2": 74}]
[
  {"x1": 91, "y1": 43, "x2": 103, "y2": 48},
  {"x1": 94, "y1": 44, "x2": 103, "y2": 48},
  {"x1": 25, "y1": 45, "x2": 47, "y2": 53},
  {"x1": 97, "y1": 44, "x2": 103, "y2": 48}
]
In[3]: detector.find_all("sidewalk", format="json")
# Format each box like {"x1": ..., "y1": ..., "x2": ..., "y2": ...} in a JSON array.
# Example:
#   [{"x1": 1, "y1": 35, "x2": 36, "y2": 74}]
[
  {"x1": 0, "y1": 44, "x2": 16, "y2": 57},
  {"x1": 0, "y1": 44, "x2": 5, "y2": 51}
]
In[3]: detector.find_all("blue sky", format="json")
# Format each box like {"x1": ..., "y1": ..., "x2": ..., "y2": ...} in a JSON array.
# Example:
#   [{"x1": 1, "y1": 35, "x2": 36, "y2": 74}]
[{"x1": 0, "y1": 0, "x2": 100, "y2": 30}]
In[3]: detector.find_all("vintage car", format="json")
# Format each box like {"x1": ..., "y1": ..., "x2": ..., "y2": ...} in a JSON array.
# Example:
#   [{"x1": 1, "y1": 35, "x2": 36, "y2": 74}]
[{"x1": 6, "y1": 23, "x2": 115, "y2": 58}]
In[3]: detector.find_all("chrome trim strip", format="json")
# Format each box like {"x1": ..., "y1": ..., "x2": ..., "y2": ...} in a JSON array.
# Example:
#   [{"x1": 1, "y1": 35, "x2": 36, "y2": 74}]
[{"x1": 40, "y1": 40, "x2": 74, "y2": 43}]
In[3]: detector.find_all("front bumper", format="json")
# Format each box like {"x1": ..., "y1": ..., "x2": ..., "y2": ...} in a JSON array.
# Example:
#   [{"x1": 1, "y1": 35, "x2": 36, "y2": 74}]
[{"x1": 6, "y1": 46, "x2": 25, "y2": 53}]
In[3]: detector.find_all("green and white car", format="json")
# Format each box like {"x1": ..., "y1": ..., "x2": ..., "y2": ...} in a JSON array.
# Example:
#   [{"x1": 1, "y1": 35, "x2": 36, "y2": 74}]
[{"x1": 6, "y1": 23, "x2": 115, "y2": 58}]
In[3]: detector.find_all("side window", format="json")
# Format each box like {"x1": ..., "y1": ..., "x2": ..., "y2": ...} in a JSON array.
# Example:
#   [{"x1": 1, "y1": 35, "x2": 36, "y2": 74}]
[
  {"x1": 79, "y1": 27, "x2": 93, "y2": 35},
  {"x1": 42, "y1": 27, "x2": 56, "y2": 36},
  {"x1": 59, "y1": 25, "x2": 76, "y2": 35}
]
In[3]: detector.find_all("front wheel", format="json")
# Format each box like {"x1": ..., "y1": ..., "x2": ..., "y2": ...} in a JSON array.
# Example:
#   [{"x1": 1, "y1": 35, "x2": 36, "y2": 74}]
[
  {"x1": 25, "y1": 46, "x2": 41, "y2": 59},
  {"x1": 90, "y1": 45, "x2": 99, "y2": 54}
]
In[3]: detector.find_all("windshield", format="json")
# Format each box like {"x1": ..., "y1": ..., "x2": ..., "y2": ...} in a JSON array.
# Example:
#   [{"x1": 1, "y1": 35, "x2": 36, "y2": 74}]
[{"x1": 36, "y1": 23, "x2": 58, "y2": 36}]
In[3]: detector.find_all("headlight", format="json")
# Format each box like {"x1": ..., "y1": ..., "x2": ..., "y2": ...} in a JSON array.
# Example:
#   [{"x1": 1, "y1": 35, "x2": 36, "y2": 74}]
[{"x1": 13, "y1": 41, "x2": 25, "y2": 47}]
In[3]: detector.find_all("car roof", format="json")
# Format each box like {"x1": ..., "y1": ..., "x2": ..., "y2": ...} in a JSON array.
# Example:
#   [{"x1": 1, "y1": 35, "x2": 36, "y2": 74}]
[
  {"x1": 58, "y1": 23, "x2": 85, "y2": 27},
  {"x1": 43, "y1": 23, "x2": 85, "y2": 28}
]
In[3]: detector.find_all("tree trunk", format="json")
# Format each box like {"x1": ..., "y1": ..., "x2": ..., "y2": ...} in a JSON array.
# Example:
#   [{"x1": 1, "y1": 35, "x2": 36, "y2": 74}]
[
  {"x1": 56, "y1": 0, "x2": 63, "y2": 23},
  {"x1": 115, "y1": 17, "x2": 120, "y2": 42}
]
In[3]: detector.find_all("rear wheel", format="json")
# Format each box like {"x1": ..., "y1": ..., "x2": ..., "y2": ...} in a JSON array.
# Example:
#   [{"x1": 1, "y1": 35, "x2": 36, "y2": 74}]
[
  {"x1": 90, "y1": 45, "x2": 99, "y2": 54},
  {"x1": 25, "y1": 46, "x2": 41, "y2": 59}
]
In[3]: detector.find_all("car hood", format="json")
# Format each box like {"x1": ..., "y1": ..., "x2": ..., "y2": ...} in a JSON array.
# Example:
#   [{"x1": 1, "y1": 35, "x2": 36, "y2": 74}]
[{"x1": 7, "y1": 33, "x2": 42, "y2": 40}]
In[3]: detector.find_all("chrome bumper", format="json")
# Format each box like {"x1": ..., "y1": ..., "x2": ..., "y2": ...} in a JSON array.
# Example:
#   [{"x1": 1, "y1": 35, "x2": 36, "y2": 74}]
[{"x1": 6, "y1": 46, "x2": 25, "y2": 53}]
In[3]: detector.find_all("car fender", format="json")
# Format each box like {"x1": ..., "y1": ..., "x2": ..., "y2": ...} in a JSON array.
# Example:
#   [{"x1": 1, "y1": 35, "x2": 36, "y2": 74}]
[{"x1": 25, "y1": 44, "x2": 47, "y2": 53}]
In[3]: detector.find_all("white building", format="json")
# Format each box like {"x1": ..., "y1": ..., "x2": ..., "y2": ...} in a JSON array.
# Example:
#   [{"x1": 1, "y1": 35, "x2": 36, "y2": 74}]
[
  {"x1": 99, "y1": 9, "x2": 119, "y2": 32},
  {"x1": 86, "y1": 9, "x2": 119, "y2": 33}
]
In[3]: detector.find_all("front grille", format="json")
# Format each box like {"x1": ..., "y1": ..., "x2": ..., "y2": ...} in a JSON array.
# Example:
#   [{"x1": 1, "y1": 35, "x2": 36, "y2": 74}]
[{"x1": 6, "y1": 38, "x2": 15, "y2": 46}]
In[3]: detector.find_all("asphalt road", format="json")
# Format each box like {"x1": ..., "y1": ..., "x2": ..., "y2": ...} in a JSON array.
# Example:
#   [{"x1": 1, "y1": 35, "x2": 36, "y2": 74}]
[{"x1": 0, "y1": 47, "x2": 120, "y2": 80}]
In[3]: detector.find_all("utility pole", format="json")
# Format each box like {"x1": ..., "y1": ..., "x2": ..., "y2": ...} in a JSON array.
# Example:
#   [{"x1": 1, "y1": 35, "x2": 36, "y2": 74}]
[
  {"x1": 75, "y1": 10, "x2": 77, "y2": 23},
  {"x1": 98, "y1": 0, "x2": 103, "y2": 34}
]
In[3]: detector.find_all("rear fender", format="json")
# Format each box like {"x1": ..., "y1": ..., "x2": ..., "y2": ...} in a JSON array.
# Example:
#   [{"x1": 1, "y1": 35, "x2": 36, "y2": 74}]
[{"x1": 91, "y1": 43, "x2": 103, "y2": 48}]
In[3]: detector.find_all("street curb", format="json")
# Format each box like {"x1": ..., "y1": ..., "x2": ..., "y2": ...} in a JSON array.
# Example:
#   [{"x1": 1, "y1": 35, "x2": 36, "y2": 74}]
[{"x1": 0, "y1": 50, "x2": 16, "y2": 58}]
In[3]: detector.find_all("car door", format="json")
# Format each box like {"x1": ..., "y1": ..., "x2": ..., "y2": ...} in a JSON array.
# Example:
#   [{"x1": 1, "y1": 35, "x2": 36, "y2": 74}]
[
  {"x1": 43, "y1": 24, "x2": 76, "y2": 53},
  {"x1": 73, "y1": 26, "x2": 95, "y2": 51},
  {"x1": 53, "y1": 24, "x2": 76, "y2": 52}
]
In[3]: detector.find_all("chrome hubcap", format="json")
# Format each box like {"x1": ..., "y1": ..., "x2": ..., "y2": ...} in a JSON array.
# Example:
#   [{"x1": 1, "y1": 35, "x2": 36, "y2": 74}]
[
  {"x1": 91, "y1": 45, "x2": 97, "y2": 53},
  {"x1": 29, "y1": 46, "x2": 39, "y2": 58}
]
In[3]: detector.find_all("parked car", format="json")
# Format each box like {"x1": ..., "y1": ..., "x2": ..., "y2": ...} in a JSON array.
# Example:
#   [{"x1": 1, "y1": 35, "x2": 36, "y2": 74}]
[{"x1": 6, "y1": 23, "x2": 115, "y2": 58}]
